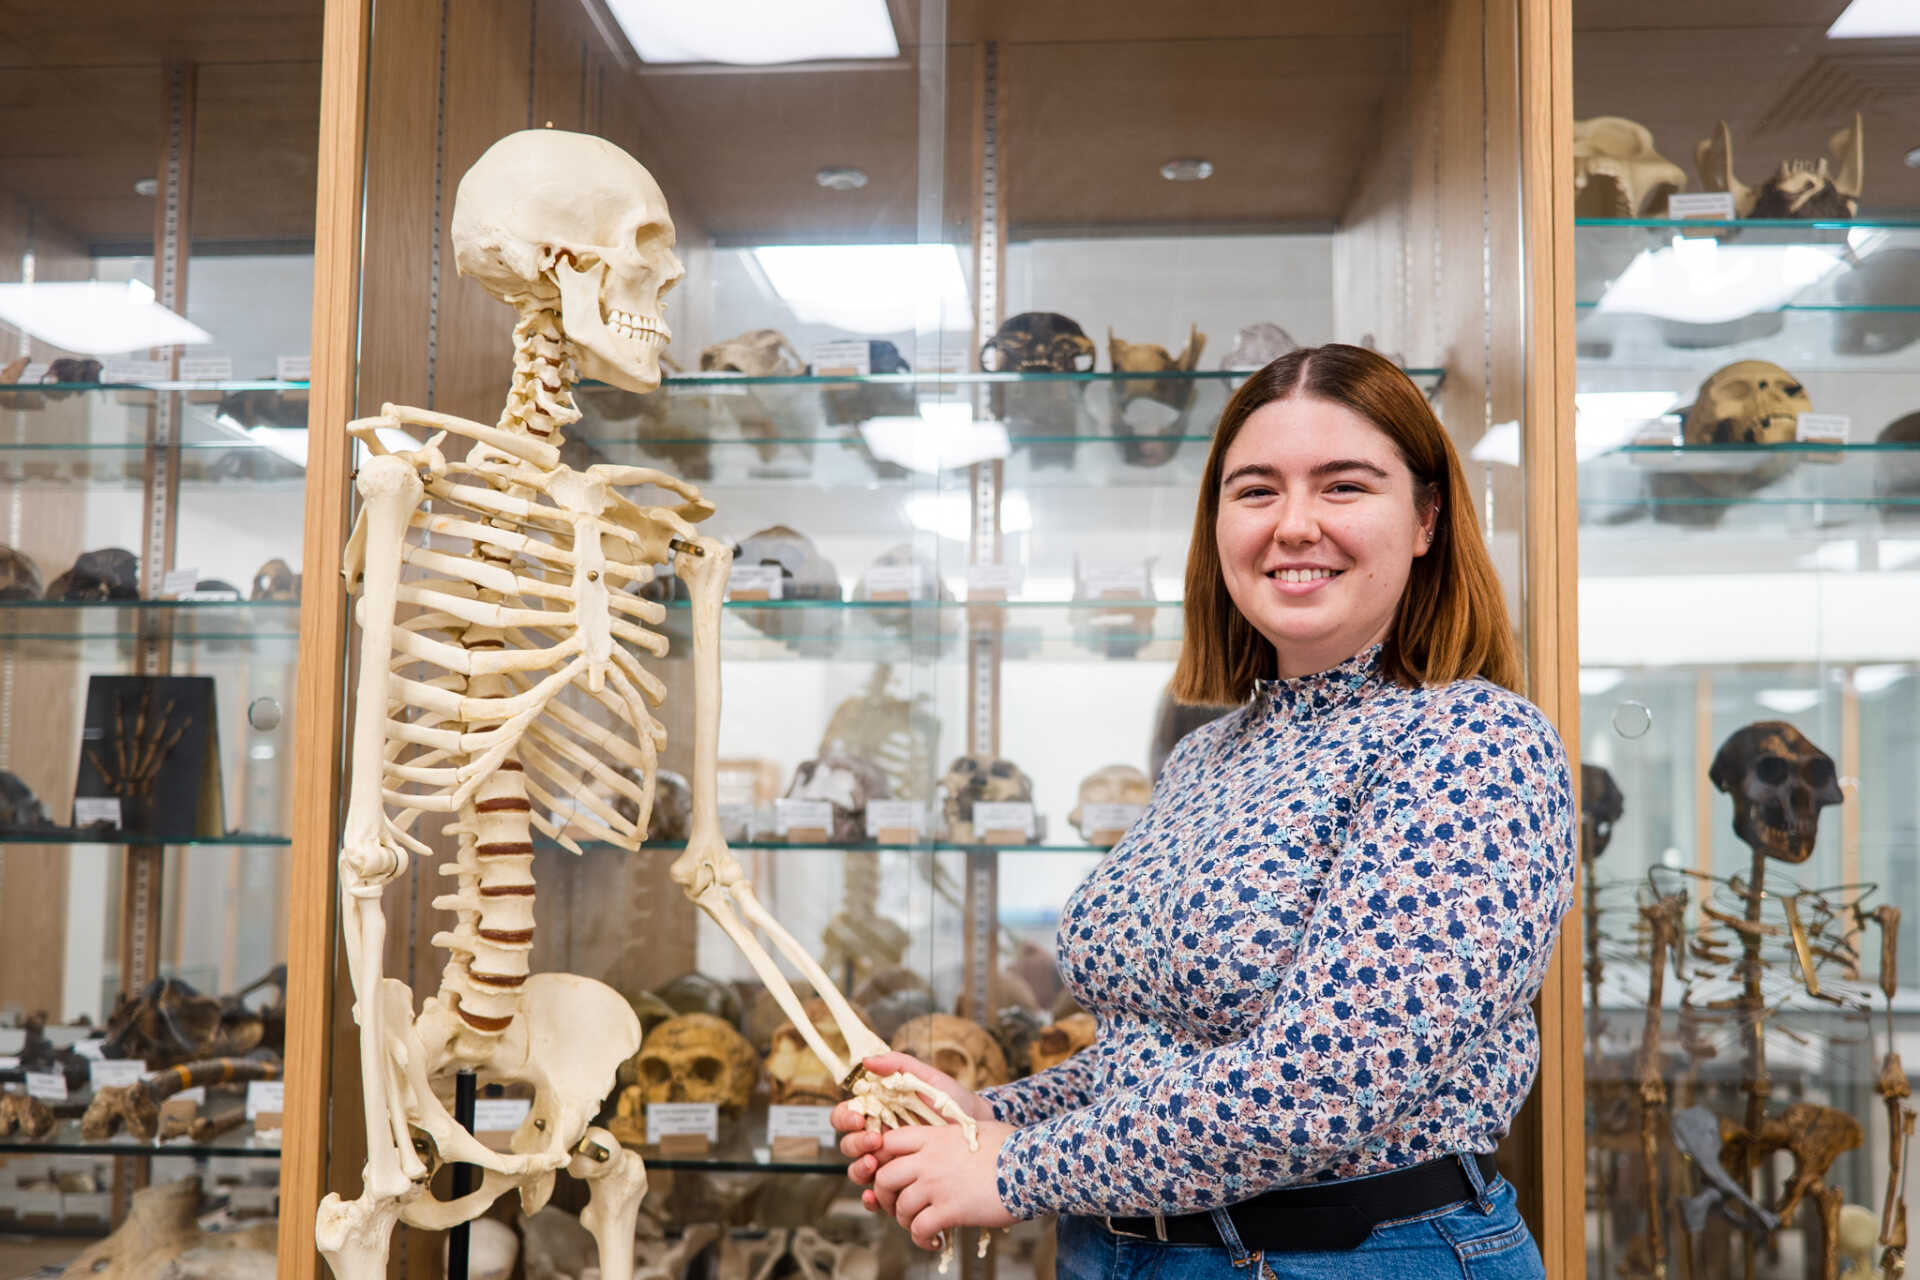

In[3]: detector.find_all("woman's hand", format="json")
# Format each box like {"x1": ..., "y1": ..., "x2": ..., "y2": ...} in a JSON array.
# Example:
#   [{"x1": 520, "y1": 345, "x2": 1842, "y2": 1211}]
[
  {"x1": 833, "y1": 1052, "x2": 994, "y2": 1190},
  {"x1": 869, "y1": 1120, "x2": 1017, "y2": 1250}
]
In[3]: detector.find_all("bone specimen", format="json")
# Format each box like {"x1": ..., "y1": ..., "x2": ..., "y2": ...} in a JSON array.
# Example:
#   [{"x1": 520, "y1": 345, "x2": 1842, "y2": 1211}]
[
  {"x1": 85, "y1": 687, "x2": 190, "y2": 818},
  {"x1": 1028, "y1": 1012, "x2": 1096, "y2": 1075},
  {"x1": 1219, "y1": 322, "x2": 1299, "y2": 371},
  {"x1": 890, "y1": 1013, "x2": 1010, "y2": 1090},
  {"x1": 939, "y1": 753, "x2": 1034, "y2": 842},
  {"x1": 318, "y1": 128, "x2": 973, "y2": 1280},
  {"x1": 1875, "y1": 411, "x2": 1920, "y2": 519},
  {"x1": 657, "y1": 970, "x2": 744, "y2": 1025},
  {"x1": 249, "y1": 558, "x2": 301, "y2": 602},
  {"x1": 734, "y1": 524, "x2": 842, "y2": 600},
  {"x1": 443, "y1": 1217, "x2": 519, "y2": 1280},
  {"x1": 636, "y1": 1013, "x2": 760, "y2": 1111},
  {"x1": 1707, "y1": 722, "x2": 1841, "y2": 865},
  {"x1": 0, "y1": 769, "x2": 51, "y2": 829},
  {"x1": 785, "y1": 754, "x2": 891, "y2": 842},
  {"x1": 1572, "y1": 117, "x2": 1687, "y2": 218},
  {"x1": 46, "y1": 546, "x2": 138, "y2": 600},
  {"x1": 768, "y1": 997, "x2": 861, "y2": 1105},
  {"x1": 1837, "y1": 1203, "x2": 1881, "y2": 1280},
  {"x1": 1068, "y1": 764, "x2": 1151, "y2": 846},
  {"x1": 1697, "y1": 113, "x2": 1863, "y2": 220},
  {"x1": 743, "y1": 980, "x2": 817, "y2": 1055},
  {"x1": 102, "y1": 966, "x2": 284, "y2": 1068},
  {"x1": 700, "y1": 329, "x2": 806, "y2": 376},
  {"x1": 0, "y1": 544, "x2": 42, "y2": 600},
  {"x1": 1106, "y1": 325, "x2": 1206, "y2": 466},
  {"x1": 59, "y1": 1176, "x2": 276, "y2": 1280},
  {"x1": 82, "y1": 1056, "x2": 282, "y2": 1140},
  {"x1": 0, "y1": 1089, "x2": 54, "y2": 1138},
  {"x1": 980, "y1": 312, "x2": 1096, "y2": 373},
  {"x1": 1659, "y1": 360, "x2": 1816, "y2": 517},
  {"x1": 987, "y1": 1005, "x2": 1045, "y2": 1079}
]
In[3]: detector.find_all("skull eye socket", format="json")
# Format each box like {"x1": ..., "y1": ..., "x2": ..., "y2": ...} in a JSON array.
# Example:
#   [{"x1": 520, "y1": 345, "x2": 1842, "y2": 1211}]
[
  {"x1": 989, "y1": 761, "x2": 1015, "y2": 778},
  {"x1": 1721, "y1": 380, "x2": 1753, "y2": 401},
  {"x1": 641, "y1": 1058, "x2": 671, "y2": 1085},
  {"x1": 1784, "y1": 383, "x2": 1804, "y2": 398},
  {"x1": 1754, "y1": 756, "x2": 1790, "y2": 785},
  {"x1": 692, "y1": 1056, "x2": 724, "y2": 1084},
  {"x1": 932, "y1": 1049, "x2": 971, "y2": 1078},
  {"x1": 1801, "y1": 757, "x2": 1835, "y2": 787}
]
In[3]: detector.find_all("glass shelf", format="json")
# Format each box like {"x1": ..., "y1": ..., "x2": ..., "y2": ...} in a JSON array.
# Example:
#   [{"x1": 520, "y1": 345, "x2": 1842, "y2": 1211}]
[
  {"x1": 0, "y1": 601, "x2": 301, "y2": 649},
  {"x1": 1575, "y1": 215, "x2": 1920, "y2": 233},
  {"x1": 0, "y1": 380, "x2": 309, "y2": 394},
  {"x1": 0, "y1": 1119, "x2": 282, "y2": 1159},
  {"x1": 703, "y1": 600, "x2": 1182, "y2": 662},
  {"x1": 1579, "y1": 441, "x2": 1920, "y2": 508},
  {"x1": 0, "y1": 441, "x2": 308, "y2": 486},
  {"x1": 0, "y1": 830, "x2": 290, "y2": 847},
  {"x1": 543, "y1": 837, "x2": 1124, "y2": 856}
]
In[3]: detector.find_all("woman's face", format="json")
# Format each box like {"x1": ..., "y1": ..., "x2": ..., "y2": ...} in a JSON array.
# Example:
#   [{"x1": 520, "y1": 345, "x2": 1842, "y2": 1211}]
[{"x1": 1214, "y1": 393, "x2": 1436, "y2": 679}]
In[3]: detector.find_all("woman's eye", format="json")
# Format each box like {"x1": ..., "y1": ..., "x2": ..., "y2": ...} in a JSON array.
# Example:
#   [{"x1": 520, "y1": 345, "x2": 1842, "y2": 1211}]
[{"x1": 1327, "y1": 482, "x2": 1364, "y2": 495}]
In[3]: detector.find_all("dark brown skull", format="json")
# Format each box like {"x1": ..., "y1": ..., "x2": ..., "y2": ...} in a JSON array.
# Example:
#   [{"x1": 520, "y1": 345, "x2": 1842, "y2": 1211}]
[
  {"x1": 250, "y1": 558, "x2": 300, "y2": 602},
  {"x1": 47, "y1": 547, "x2": 138, "y2": 600},
  {"x1": 1580, "y1": 763, "x2": 1624, "y2": 863},
  {"x1": 0, "y1": 546, "x2": 41, "y2": 601},
  {"x1": 980, "y1": 312, "x2": 1096, "y2": 373},
  {"x1": 1707, "y1": 722, "x2": 1842, "y2": 863}
]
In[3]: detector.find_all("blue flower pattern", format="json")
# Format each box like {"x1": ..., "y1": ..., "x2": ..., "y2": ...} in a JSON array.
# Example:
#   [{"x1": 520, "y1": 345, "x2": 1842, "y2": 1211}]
[{"x1": 980, "y1": 646, "x2": 1575, "y2": 1219}]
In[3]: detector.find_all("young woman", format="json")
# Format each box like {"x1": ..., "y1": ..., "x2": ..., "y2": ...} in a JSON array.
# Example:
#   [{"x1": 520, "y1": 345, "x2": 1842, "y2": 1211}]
[{"x1": 833, "y1": 344, "x2": 1575, "y2": 1279}]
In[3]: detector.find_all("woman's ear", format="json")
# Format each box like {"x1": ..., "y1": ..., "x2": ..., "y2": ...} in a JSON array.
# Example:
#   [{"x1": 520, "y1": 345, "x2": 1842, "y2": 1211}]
[{"x1": 1416, "y1": 499, "x2": 1440, "y2": 555}]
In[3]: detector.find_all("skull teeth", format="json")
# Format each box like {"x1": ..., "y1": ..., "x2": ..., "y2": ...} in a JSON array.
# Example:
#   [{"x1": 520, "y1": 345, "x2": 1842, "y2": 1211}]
[{"x1": 606, "y1": 308, "x2": 669, "y2": 345}]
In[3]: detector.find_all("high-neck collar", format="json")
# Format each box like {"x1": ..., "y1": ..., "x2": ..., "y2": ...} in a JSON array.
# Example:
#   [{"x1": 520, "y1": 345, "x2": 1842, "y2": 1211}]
[{"x1": 1253, "y1": 644, "x2": 1384, "y2": 721}]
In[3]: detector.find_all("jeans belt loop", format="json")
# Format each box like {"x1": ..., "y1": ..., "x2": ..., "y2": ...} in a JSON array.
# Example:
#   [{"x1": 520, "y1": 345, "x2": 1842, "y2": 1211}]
[{"x1": 1154, "y1": 1213, "x2": 1168, "y2": 1242}]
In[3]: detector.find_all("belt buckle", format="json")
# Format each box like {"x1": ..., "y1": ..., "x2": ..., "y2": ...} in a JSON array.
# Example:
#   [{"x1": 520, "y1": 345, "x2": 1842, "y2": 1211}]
[{"x1": 1104, "y1": 1215, "x2": 1169, "y2": 1241}]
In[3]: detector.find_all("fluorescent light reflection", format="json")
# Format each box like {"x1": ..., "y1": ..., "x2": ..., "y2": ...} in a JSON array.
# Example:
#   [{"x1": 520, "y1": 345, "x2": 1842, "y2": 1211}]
[
  {"x1": 860, "y1": 401, "x2": 1009, "y2": 473},
  {"x1": 1828, "y1": 0, "x2": 1920, "y2": 38},
  {"x1": 0, "y1": 279, "x2": 211, "y2": 355},
  {"x1": 1596, "y1": 241, "x2": 1844, "y2": 325},
  {"x1": 752, "y1": 244, "x2": 972, "y2": 335},
  {"x1": 902, "y1": 490, "x2": 1032, "y2": 542},
  {"x1": 608, "y1": 0, "x2": 899, "y2": 63},
  {"x1": 1853, "y1": 665, "x2": 1909, "y2": 695},
  {"x1": 1756, "y1": 688, "x2": 1821, "y2": 714},
  {"x1": 1579, "y1": 668, "x2": 1627, "y2": 696}
]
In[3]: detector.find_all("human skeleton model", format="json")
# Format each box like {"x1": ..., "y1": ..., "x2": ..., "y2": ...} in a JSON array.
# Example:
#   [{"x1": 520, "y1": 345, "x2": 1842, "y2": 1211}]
[
  {"x1": 314, "y1": 130, "x2": 972, "y2": 1280},
  {"x1": 1622, "y1": 724, "x2": 1913, "y2": 1280}
]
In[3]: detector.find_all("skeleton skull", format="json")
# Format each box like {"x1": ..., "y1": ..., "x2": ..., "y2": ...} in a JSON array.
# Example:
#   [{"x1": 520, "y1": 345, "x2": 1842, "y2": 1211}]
[
  {"x1": 1028, "y1": 1012, "x2": 1097, "y2": 1075},
  {"x1": 451, "y1": 128, "x2": 682, "y2": 393},
  {"x1": 249, "y1": 558, "x2": 300, "y2": 602},
  {"x1": 47, "y1": 547, "x2": 138, "y2": 600},
  {"x1": 734, "y1": 525, "x2": 842, "y2": 601},
  {"x1": 889, "y1": 1013, "x2": 1009, "y2": 1091},
  {"x1": 1707, "y1": 721, "x2": 1843, "y2": 864},
  {"x1": 0, "y1": 545, "x2": 41, "y2": 600},
  {"x1": 1580, "y1": 763, "x2": 1624, "y2": 863},
  {"x1": 939, "y1": 753, "x2": 1034, "y2": 842},
  {"x1": 1684, "y1": 361, "x2": 1810, "y2": 447},
  {"x1": 741, "y1": 981, "x2": 817, "y2": 1056},
  {"x1": 630, "y1": 1012, "x2": 760, "y2": 1118},
  {"x1": 765, "y1": 997, "x2": 857, "y2": 1106},
  {"x1": 1219, "y1": 322, "x2": 1299, "y2": 371},
  {"x1": 980, "y1": 312, "x2": 1096, "y2": 373},
  {"x1": 655, "y1": 971, "x2": 743, "y2": 1025},
  {"x1": 1572, "y1": 116, "x2": 1687, "y2": 218},
  {"x1": 1068, "y1": 764, "x2": 1152, "y2": 846},
  {"x1": 1696, "y1": 114, "x2": 1864, "y2": 220},
  {"x1": 700, "y1": 329, "x2": 805, "y2": 377},
  {"x1": 784, "y1": 754, "x2": 891, "y2": 842}
]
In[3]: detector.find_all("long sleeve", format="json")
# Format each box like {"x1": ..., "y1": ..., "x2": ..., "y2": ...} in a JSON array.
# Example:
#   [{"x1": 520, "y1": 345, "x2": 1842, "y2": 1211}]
[
  {"x1": 978, "y1": 1024, "x2": 1114, "y2": 1125},
  {"x1": 993, "y1": 688, "x2": 1575, "y2": 1220}
]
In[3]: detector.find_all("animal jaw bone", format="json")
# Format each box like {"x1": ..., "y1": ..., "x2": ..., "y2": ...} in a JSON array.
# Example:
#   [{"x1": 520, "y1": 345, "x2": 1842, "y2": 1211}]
[{"x1": 1695, "y1": 113, "x2": 1864, "y2": 220}]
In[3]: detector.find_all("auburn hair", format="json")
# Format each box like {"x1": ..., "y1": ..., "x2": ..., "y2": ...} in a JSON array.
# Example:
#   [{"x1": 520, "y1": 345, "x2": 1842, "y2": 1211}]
[{"x1": 1171, "y1": 344, "x2": 1522, "y2": 703}]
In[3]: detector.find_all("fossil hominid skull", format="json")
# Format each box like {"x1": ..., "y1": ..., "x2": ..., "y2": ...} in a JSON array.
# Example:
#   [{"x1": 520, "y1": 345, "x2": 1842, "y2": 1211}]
[
  {"x1": 1684, "y1": 361, "x2": 1810, "y2": 448},
  {"x1": 1580, "y1": 763, "x2": 1623, "y2": 864},
  {"x1": 889, "y1": 1013, "x2": 1009, "y2": 1091},
  {"x1": 766, "y1": 997, "x2": 859, "y2": 1106},
  {"x1": 980, "y1": 312, "x2": 1096, "y2": 373},
  {"x1": 700, "y1": 329, "x2": 805, "y2": 377},
  {"x1": 451, "y1": 129, "x2": 682, "y2": 394},
  {"x1": 1068, "y1": 764, "x2": 1152, "y2": 846},
  {"x1": 1707, "y1": 721, "x2": 1842, "y2": 864},
  {"x1": 939, "y1": 753, "x2": 1034, "y2": 841},
  {"x1": 1572, "y1": 116, "x2": 1687, "y2": 218},
  {"x1": 1029, "y1": 1012, "x2": 1097, "y2": 1075},
  {"x1": 629, "y1": 1013, "x2": 760, "y2": 1121},
  {"x1": 1696, "y1": 113, "x2": 1864, "y2": 220}
]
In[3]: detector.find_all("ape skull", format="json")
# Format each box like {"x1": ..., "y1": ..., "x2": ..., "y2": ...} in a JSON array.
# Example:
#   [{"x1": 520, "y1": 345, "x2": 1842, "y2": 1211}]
[
  {"x1": 655, "y1": 972, "x2": 742, "y2": 1025},
  {"x1": 1069, "y1": 764, "x2": 1152, "y2": 846},
  {"x1": 633, "y1": 1013, "x2": 760, "y2": 1112},
  {"x1": 1029, "y1": 1012, "x2": 1097, "y2": 1074},
  {"x1": 1707, "y1": 721, "x2": 1842, "y2": 864},
  {"x1": 981, "y1": 311, "x2": 1096, "y2": 373},
  {"x1": 48, "y1": 547, "x2": 138, "y2": 601},
  {"x1": 0, "y1": 545, "x2": 41, "y2": 601},
  {"x1": 733, "y1": 525, "x2": 842, "y2": 601},
  {"x1": 765, "y1": 998, "x2": 855, "y2": 1106},
  {"x1": 784, "y1": 754, "x2": 890, "y2": 842},
  {"x1": 1580, "y1": 763, "x2": 1624, "y2": 863},
  {"x1": 939, "y1": 753, "x2": 1034, "y2": 841},
  {"x1": 451, "y1": 128, "x2": 682, "y2": 394},
  {"x1": 1107, "y1": 325, "x2": 1206, "y2": 376},
  {"x1": 1695, "y1": 114, "x2": 1864, "y2": 220},
  {"x1": 1572, "y1": 116, "x2": 1687, "y2": 218},
  {"x1": 249, "y1": 557, "x2": 299, "y2": 602},
  {"x1": 889, "y1": 1013, "x2": 1009, "y2": 1091},
  {"x1": 1219, "y1": 322, "x2": 1298, "y2": 371},
  {"x1": 700, "y1": 329, "x2": 805, "y2": 376},
  {"x1": 1683, "y1": 361, "x2": 1810, "y2": 447}
]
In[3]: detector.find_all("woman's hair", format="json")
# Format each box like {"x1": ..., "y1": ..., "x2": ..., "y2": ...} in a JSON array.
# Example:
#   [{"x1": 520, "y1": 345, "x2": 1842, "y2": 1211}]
[{"x1": 1171, "y1": 343, "x2": 1522, "y2": 702}]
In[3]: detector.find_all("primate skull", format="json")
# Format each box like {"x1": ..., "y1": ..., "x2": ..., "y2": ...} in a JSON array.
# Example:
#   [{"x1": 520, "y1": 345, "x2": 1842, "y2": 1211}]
[
  {"x1": 451, "y1": 128, "x2": 682, "y2": 394},
  {"x1": 1219, "y1": 322, "x2": 1298, "y2": 371},
  {"x1": 1572, "y1": 116, "x2": 1687, "y2": 218},
  {"x1": 765, "y1": 998, "x2": 855, "y2": 1106},
  {"x1": 47, "y1": 547, "x2": 138, "y2": 601},
  {"x1": 250, "y1": 557, "x2": 300, "y2": 602},
  {"x1": 939, "y1": 754, "x2": 1034, "y2": 841},
  {"x1": 1029, "y1": 1012, "x2": 1097, "y2": 1074},
  {"x1": 634, "y1": 1013, "x2": 760, "y2": 1111},
  {"x1": 1696, "y1": 114, "x2": 1864, "y2": 220},
  {"x1": 700, "y1": 329, "x2": 805, "y2": 377},
  {"x1": 1707, "y1": 721, "x2": 1843, "y2": 863},
  {"x1": 1068, "y1": 764, "x2": 1152, "y2": 846},
  {"x1": 1580, "y1": 763, "x2": 1624, "y2": 863},
  {"x1": 980, "y1": 312, "x2": 1096, "y2": 373},
  {"x1": 784, "y1": 754, "x2": 891, "y2": 842},
  {"x1": 1683, "y1": 361, "x2": 1810, "y2": 447},
  {"x1": 889, "y1": 1014, "x2": 1009, "y2": 1090},
  {"x1": 0, "y1": 545, "x2": 41, "y2": 600}
]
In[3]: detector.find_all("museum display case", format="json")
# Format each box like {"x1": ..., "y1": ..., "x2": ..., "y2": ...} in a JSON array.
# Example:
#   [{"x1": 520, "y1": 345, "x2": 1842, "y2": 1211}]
[
  {"x1": 0, "y1": 4, "x2": 322, "y2": 1273},
  {"x1": 1569, "y1": 5, "x2": 1920, "y2": 1278}
]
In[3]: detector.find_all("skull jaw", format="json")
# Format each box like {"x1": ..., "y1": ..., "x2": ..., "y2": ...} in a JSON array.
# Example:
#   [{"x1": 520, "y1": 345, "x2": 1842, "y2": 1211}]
[
  {"x1": 1733, "y1": 809, "x2": 1819, "y2": 863},
  {"x1": 554, "y1": 258, "x2": 664, "y2": 394}
]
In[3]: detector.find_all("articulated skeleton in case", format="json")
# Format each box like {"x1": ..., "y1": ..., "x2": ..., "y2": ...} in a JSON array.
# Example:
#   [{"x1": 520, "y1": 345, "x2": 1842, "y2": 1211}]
[{"x1": 316, "y1": 129, "x2": 972, "y2": 1280}]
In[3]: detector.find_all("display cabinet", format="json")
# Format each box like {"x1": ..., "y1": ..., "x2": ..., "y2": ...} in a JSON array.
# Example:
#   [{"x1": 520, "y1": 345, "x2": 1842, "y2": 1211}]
[
  {"x1": 0, "y1": 6, "x2": 323, "y2": 1273},
  {"x1": 1571, "y1": 6, "x2": 1920, "y2": 1277}
]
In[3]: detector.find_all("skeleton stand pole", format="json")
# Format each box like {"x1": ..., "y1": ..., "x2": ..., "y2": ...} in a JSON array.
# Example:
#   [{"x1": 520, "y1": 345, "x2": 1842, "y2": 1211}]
[
  {"x1": 1737, "y1": 845, "x2": 1770, "y2": 1280},
  {"x1": 449, "y1": 1070, "x2": 477, "y2": 1280},
  {"x1": 1639, "y1": 897, "x2": 1680, "y2": 1280}
]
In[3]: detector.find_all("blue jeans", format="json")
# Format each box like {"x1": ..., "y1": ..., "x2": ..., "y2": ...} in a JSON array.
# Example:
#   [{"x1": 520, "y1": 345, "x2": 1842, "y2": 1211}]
[{"x1": 1054, "y1": 1160, "x2": 1543, "y2": 1280}]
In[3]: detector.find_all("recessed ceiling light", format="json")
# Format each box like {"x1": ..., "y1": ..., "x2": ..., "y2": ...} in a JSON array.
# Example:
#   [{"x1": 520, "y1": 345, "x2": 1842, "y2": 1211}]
[
  {"x1": 816, "y1": 166, "x2": 869, "y2": 191},
  {"x1": 1159, "y1": 158, "x2": 1214, "y2": 182},
  {"x1": 1906, "y1": 145, "x2": 1920, "y2": 169},
  {"x1": 1827, "y1": 0, "x2": 1920, "y2": 38},
  {"x1": 607, "y1": 0, "x2": 899, "y2": 64},
  {"x1": 133, "y1": 178, "x2": 158, "y2": 197}
]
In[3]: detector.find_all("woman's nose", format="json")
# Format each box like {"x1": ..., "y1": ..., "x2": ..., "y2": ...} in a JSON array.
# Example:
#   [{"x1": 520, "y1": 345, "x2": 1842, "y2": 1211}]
[{"x1": 1271, "y1": 499, "x2": 1319, "y2": 544}]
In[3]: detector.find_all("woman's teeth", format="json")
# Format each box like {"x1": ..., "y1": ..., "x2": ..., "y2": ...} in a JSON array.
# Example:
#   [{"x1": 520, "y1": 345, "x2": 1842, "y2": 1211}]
[
  {"x1": 1270, "y1": 569, "x2": 1340, "y2": 583},
  {"x1": 607, "y1": 308, "x2": 668, "y2": 344}
]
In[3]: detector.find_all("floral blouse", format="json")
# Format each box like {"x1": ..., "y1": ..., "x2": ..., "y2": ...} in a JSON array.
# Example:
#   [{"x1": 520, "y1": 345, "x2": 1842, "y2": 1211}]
[{"x1": 980, "y1": 645, "x2": 1575, "y2": 1219}]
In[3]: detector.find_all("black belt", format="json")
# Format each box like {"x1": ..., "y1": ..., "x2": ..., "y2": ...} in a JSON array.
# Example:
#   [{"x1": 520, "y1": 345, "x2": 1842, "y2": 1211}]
[{"x1": 1102, "y1": 1152, "x2": 1499, "y2": 1252}]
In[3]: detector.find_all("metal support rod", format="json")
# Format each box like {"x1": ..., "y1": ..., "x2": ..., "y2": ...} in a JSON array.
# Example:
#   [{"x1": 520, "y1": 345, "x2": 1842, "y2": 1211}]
[{"x1": 448, "y1": 1068, "x2": 478, "y2": 1280}]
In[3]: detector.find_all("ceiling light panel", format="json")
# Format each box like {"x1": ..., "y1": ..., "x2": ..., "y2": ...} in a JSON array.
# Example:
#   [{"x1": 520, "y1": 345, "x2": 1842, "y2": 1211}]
[
  {"x1": 1828, "y1": 0, "x2": 1920, "y2": 38},
  {"x1": 608, "y1": 0, "x2": 900, "y2": 65}
]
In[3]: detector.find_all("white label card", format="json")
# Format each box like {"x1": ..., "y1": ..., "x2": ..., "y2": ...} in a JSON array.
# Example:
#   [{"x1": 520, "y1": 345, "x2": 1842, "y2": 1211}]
[
  {"x1": 727, "y1": 565, "x2": 785, "y2": 600},
  {"x1": 810, "y1": 340, "x2": 871, "y2": 377},
  {"x1": 1795, "y1": 413, "x2": 1850, "y2": 444},
  {"x1": 0, "y1": 1028, "x2": 23, "y2": 1054},
  {"x1": 101, "y1": 359, "x2": 170, "y2": 384},
  {"x1": 1667, "y1": 192, "x2": 1736, "y2": 220},
  {"x1": 64, "y1": 1192, "x2": 111, "y2": 1219},
  {"x1": 776, "y1": 798, "x2": 835, "y2": 837},
  {"x1": 161, "y1": 568, "x2": 200, "y2": 596},
  {"x1": 0, "y1": 1056, "x2": 17, "y2": 1070},
  {"x1": 1630, "y1": 422, "x2": 1682, "y2": 447},
  {"x1": 966, "y1": 564, "x2": 1023, "y2": 598},
  {"x1": 245, "y1": 1080, "x2": 285, "y2": 1120},
  {"x1": 15, "y1": 1190, "x2": 60, "y2": 1216},
  {"x1": 472, "y1": 1098, "x2": 532, "y2": 1132},
  {"x1": 25, "y1": 1071, "x2": 67, "y2": 1101},
  {"x1": 74, "y1": 1038, "x2": 106, "y2": 1061},
  {"x1": 74, "y1": 797, "x2": 122, "y2": 826},
  {"x1": 646, "y1": 1102, "x2": 718, "y2": 1143},
  {"x1": 971, "y1": 801, "x2": 1035, "y2": 839},
  {"x1": 1080, "y1": 563, "x2": 1151, "y2": 597},
  {"x1": 866, "y1": 800, "x2": 924, "y2": 839},
  {"x1": 178, "y1": 356, "x2": 233, "y2": 382},
  {"x1": 276, "y1": 355, "x2": 311, "y2": 382},
  {"x1": 45, "y1": 1026, "x2": 87, "y2": 1049},
  {"x1": 89, "y1": 1059, "x2": 147, "y2": 1090},
  {"x1": 1080, "y1": 803, "x2": 1145, "y2": 835},
  {"x1": 767, "y1": 1105, "x2": 838, "y2": 1146},
  {"x1": 863, "y1": 564, "x2": 926, "y2": 598},
  {"x1": 181, "y1": 589, "x2": 241, "y2": 602}
]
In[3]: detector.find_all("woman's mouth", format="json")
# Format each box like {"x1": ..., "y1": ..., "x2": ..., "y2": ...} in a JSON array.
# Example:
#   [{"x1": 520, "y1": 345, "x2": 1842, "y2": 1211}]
[{"x1": 1265, "y1": 567, "x2": 1343, "y2": 594}]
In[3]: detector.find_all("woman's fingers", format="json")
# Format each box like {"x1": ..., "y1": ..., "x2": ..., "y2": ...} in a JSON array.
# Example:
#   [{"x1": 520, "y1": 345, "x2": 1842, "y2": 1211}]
[{"x1": 893, "y1": 1183, "x2": 933, "y2": 1234}]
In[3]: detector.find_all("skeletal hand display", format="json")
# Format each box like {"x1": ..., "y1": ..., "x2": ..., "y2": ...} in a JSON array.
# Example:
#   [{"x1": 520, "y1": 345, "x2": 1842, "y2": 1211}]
[{"x1": 317, "y1": 129, "x2": 973, "y2": 1280}]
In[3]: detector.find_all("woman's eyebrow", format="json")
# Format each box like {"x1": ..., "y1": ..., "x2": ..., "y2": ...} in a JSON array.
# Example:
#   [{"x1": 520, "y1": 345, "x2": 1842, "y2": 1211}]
[{"x1": 1221, "y1": 459, "x2": 1390, "y2": 487}]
